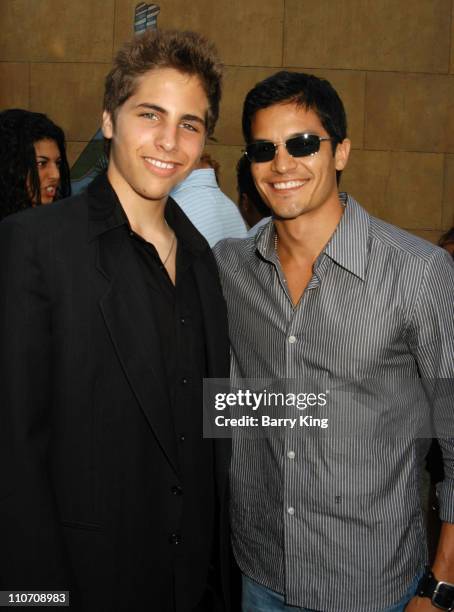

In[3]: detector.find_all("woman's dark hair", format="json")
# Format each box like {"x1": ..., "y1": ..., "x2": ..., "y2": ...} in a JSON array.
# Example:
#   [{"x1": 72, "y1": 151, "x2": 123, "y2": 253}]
[
  {"x1": 438, "y1": 226, "x2": 454, "y2": 256},
  {"x1": 0, "y1": 109, "x2": 71, "y2": 220},
  {"x1": 242, "y1": 71, "x2": 348, "y2": 183},
  {"x1": 236, "y1": 155, "x2": 269, "y2": 217}
]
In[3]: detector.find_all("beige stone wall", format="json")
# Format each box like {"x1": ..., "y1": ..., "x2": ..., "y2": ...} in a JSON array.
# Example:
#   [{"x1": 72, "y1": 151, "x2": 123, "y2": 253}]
[{"x1": 1, "y1": 0, "x2": 453, "y2": 241}]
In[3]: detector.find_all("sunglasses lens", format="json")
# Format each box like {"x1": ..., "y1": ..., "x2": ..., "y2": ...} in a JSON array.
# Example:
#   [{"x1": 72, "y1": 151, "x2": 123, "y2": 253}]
[
  {"x1": 286, "y1": 134, "x2": 320, "y2": 157},
  {"x1": 246, "y1": 134, "x2": 326, "y2": 162},
  {"x1": 245, "y1": 141, "x2": 276, "y2": 163}
]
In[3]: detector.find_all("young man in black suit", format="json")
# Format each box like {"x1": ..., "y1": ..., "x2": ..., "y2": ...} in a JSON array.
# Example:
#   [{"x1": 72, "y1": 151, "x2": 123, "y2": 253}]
[{"x1": 0, "y1": 30, "x2": 230, "y2": 612}]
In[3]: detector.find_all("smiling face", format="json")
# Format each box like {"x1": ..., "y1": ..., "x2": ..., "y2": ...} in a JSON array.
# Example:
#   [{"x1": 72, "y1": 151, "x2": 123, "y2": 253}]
[
  {"x1": 102, "y1": 67, "x2": 208, "y2": 209},
  {"x1": 31, "y1": 138, "x2": 61, "y2": 204},
  {"x1": 249, "y1": 102, "x2": 350, "y2": 222}
]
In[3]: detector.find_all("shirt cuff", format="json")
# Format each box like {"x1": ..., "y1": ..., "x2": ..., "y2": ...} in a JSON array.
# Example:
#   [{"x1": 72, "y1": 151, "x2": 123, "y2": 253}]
[{"x1": 437, "y1": 478, "x2": 454, "y2": 523}]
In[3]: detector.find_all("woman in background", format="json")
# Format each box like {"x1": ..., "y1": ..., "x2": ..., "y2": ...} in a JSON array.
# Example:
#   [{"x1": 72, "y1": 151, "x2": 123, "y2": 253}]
[
  {"x1": 439, "y1": 226, "x2": 454, "y2": 258},
  {"x1": 0, "y1": 108, "x2": 71, "y2": 221}
]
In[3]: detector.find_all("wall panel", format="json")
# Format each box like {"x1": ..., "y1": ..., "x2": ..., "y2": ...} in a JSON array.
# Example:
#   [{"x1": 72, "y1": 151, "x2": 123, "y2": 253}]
[
  {"x1": 0, "y1": 0, "x2": 115, "y2": 62},
  {"x1": 30, "y1": 63, "x2": 106, "y2": 140},
  {"x1": 365, "y1": 72, "x2": 454, "y2": 153},
  {"x1": 114, "y1": 0, "x2": 284, "y2": 66},
  {"x1": 0, "y1": 0, "x2": 452, "y2": 239},
  {"x1": 284, "y1": 0, "x2": 451, "y2": 73},
  {"x1": 0, "y1": 62, "x2": 29, "y2": 109}
]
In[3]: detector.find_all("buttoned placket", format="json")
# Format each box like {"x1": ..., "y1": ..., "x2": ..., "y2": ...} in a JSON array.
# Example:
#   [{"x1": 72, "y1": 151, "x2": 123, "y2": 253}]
[{"x1": 273, "y1": 252, "x2": 325, "y2": 599}]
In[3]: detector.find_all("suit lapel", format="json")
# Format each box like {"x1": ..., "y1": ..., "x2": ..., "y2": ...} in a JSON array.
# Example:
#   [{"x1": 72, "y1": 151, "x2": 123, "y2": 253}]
[
  {"x1": 88, "y1": 175, "x2": 180, "y2": 477},
  {"x1": 192, "y1": 256, "x2": 231, "y2": 499},
  {"x1": 191, "y1": 254, "x2": 229, "y2": 378}
]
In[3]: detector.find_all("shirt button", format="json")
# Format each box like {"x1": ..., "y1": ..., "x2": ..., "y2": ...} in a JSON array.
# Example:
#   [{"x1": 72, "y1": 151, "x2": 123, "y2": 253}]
[
  {"x1": 180, "y1": 317, "x2": 186, "y2": 325},
  {"x1": 287, "y1": 450, "x2": 295, "y2": 459},
  {"x1": 287, "y1": 506, "x2": 295, "y2": 516},
  {"x1": 169, "y1": 532, "x2": 182, "y2": 545},
  {"x1": 171, "y1": 485, "x2": 183, "y2": 496},
  {"x1": 179, "y1": 435, "x2": 185, "y2": 442},
  {"x1": 181, "y1": 377, "x2": 188, "y2": 385},
  {"x1": 288, "y1": 335, "x2": 297, "y2": 344}
]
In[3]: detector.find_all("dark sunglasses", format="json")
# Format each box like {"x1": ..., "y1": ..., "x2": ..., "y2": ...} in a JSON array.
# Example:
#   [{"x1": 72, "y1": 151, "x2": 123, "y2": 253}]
[{"x1": 244, "y1": 133, "x2": 334, "y2": 163}]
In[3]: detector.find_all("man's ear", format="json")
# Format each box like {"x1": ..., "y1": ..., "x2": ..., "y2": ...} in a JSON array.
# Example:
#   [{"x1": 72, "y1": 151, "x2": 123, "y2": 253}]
[
  {"x1": 334, "y1": 138, "x2": 351, "y2": 172},
  {"x1": 102, "y1": 110, "x2": 114, "y2": 139}
]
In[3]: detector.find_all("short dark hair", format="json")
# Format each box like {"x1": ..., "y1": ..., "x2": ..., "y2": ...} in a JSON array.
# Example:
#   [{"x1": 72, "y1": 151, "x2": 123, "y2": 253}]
[
  {"x1": 104, "y1": 29, "x2": 223, "y2": 137},
  {"x1": 438, "y1": 226, "x2": 454, "y2": 252},
  {"x1": 199, "y1": 152, "x2": 221, "y2": 183},
  {"x1": 0, "y1": 108, "x2": 71, "y2": 221},
  {"x1": 242, "y1": 71, "x2": 348, "y2": 183},
  {"x1": 236, "y1": 155, "x2": 269, "y2": 217}
]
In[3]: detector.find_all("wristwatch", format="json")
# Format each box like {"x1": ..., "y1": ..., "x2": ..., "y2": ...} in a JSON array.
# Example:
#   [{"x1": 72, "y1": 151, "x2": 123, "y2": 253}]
[{"x1": 417, "y1": 567, "x2": 454, "y2": 611}]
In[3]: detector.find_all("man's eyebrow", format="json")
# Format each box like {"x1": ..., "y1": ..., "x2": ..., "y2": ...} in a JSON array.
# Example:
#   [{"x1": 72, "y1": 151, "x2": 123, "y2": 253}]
[
  {"x1": 135, "y1": 103, "x2": 167, "y2": 114},
  {"x1": 181, "y1": 113, "x2": 206, "y2": 126},
  {"x1": 252, "y1": 132, "x2": 320, "y2": 143},
  {"x1": 135, "y1": 103, "x2": 205, "y2": 126}
]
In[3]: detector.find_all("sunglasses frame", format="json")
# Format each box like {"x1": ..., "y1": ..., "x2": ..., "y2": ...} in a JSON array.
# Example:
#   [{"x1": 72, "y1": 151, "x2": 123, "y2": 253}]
[{"x1": 244, "y1": 133, "x2": 334, "y2": 164}]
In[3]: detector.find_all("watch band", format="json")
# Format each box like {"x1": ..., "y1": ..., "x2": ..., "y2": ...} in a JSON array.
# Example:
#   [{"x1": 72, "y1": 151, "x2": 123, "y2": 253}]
[{"x1": 417, "y1": 567, "x2": 454, "y2": 611}]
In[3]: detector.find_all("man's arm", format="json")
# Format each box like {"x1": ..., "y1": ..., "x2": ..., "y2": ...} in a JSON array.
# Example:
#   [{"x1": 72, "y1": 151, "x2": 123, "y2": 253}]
[
  {"x1": 406, "y1": 247, "x2": 454, "y2": 610},
  {"x1": 432, "y1": 522, "x2": 454, "y2": 581},
  {"x1": 406, "y1": 523, "x2": 454, "y2": 610},
  {"x1": 0, "y1": 216, "x2": 71, "y2": 589}
]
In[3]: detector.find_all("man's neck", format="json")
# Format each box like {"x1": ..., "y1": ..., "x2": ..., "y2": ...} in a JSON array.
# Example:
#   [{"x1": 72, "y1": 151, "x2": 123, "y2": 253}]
[
  {"x1": 274, "y1": 194, "x2": 344, "y2": 264},
  {"x1": 107, "y1": 167, "x2": 168, "y2": 241},
  {"x1": 123, "y1": 198, "x2": 168, "y2": 242},
  {"x1": 273, "y1": 194, "x2": 344, "y2": 306}
]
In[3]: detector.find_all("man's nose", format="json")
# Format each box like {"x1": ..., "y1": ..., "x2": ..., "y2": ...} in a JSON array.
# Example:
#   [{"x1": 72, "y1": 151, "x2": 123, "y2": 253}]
[
  {"x1": 271, "y1": 142, "x2": 297, "y2": 174},
  {"x1": 155, "y1": 122, "x2": 178, "y2": 152}
]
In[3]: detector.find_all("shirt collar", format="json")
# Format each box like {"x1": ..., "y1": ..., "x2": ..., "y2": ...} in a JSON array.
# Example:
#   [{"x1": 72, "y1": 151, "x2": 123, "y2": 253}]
[
  {"x1": 324, "y1": 193, "x2": 369, "y2": 281},
  {"x1": 170, "y1": 168, "x2": 217, "y2": 195},
  {"x1": 87, "y1": 172, "x2": 208, "y2": 256},
  {"x1": 87, "y1": 172, "x2": 128, "y2": 240},
  {"x1": 165, "y1": 195, "x2": 208, "y2": 256},
  {"x1": 255, "y1": 217, "x2": 278, "y2": 264},
  {"x1": 254, "y1": 192, "x2": 370, "y2": 280}
]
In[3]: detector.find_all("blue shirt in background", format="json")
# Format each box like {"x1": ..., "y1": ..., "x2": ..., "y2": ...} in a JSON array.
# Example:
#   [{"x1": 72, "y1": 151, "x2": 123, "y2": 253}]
[{"x1": 171, "y1": 168, "x2": 247, "y2": 247}]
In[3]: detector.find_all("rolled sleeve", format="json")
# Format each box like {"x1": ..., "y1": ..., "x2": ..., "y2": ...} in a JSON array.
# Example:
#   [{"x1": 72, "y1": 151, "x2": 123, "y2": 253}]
[{"x1": 408, "y1": 247, "x2": 454, "y2": 523}]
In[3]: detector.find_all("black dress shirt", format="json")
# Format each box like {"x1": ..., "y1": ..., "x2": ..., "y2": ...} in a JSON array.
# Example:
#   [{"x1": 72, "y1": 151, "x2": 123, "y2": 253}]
[{"x1": 121, "y1": 199, "x2": 218, "y2": 610}]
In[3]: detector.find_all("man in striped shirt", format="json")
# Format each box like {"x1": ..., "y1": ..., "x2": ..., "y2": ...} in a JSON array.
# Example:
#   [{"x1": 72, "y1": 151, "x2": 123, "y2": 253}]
[
  {"x1": 214, "y1": 72, "x2": 454, "y2": 611},
  {"x1": 171, "y1": 153, "x2": 247, "y2": 246}
]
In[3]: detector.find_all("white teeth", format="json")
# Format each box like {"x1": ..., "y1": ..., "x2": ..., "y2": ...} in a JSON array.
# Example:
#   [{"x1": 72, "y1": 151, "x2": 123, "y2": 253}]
[
  {"x1": 273, "y1": 180, "x2": 306, "y2": 190},
  {"x1": 145, "y1": 158, "x2": 175, "y2": 169},
  {"x1": 45, "y1": 186, "x2": 55, "y2": 193}
]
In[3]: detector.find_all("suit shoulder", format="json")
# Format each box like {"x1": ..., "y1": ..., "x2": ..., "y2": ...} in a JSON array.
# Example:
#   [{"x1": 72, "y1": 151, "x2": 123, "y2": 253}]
[
  {"x1": 199, "y1": 242, "x2": 222, "y2": 276},
  {"x1": 0, "y1": 193, "x2": 88, "y2": 237}
]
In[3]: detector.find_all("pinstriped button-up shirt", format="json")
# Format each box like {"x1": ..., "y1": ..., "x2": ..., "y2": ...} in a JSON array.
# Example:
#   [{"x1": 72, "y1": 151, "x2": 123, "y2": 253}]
[
  {"x1": 170, "y1": 168, "x2": 247, "y2": 247},
  {"x1": 214, "y1": 194, "x2": 454, "y2": 612}
]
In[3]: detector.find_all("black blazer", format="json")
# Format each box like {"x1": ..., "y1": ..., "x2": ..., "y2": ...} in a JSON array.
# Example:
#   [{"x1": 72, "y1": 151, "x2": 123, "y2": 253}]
[{"x1": 0, "y1": 175, "x2": 231, "y2": 612}]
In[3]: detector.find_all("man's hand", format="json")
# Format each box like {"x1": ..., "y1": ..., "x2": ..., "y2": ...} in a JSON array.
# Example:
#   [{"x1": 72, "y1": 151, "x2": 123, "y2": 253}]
[
  {"x1": 405, "y1": 523, "x2": 454, "y2": 610},
  {"x1": 405, "y1": 595, "x2": 441, "y2": 610}
]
